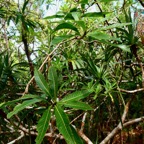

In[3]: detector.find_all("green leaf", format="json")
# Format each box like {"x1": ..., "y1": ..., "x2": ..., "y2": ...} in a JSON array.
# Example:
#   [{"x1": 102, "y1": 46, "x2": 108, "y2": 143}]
[
  {"x1": 87, "y1": 31, "x2": 119, "y2": 41},
  {"x1": 75, "y1": 21, "x2": 86, "y2": 31},
  {"x1": 55, "y1": 105, "x2": 71, "y2": 142},
  {"x1": 53, "y1": 22, "x2": 79, "y2": 34},
  {"x1": 51, "y1": 35, "x2": 74, "y2": 45},
  {"x1": 21, "y1": 94, "x2": 43, "y2": 99},
  {"x1": 16, "y1": 13, "x2": 22, "y2": 24},
  {"x1": 54, "y1": 105, "x2": 83, "y2": 144},
  {"x1": 48, "y1": 66, "x2": 58, "y2": 99},
  {"x1": 80, "y1": 0, "x2": 88, "y2": 4},
  {"x1": 98, "y1": 23, "x2": 132, "y2": 31},
  {"x1": 0, "y1": 94, "x2": 41, "y2": 108},
  {"x1": 116, "y1": 44, "x2": 130, "y2": 52},
  {"x1": 34, "y1": 69, "x2": 51, "y2": 98},
  {"x1": 44, "y1": 14, "x2": 64, "y2": 19},
  {"x1": 71, "y1": 12, "x2": 80, "y2": 21},
  {"x1": 36, "y1": 106, "x2": 51, "y2": 144},
  {"x1": 22, "y1": 0, "x2": 29, "y2": 13},
  {"x1": 99, "y1": 0, "x2": 116, "y2": 2},
  {"x1": 60, "y1": 101, "x2": 93, "y2": 110},
  {"x1": 65, "y1": 13, "x2": 75, "y2": 20},
  {"x1": 7, "y1": 98, "x2": 41, "y2": 118},
  {"x1": 82, "y1": 12, "x2": 108, "y2": 18},
  {"x1": 60, "y1": 90, "x2": 92, "y2": 103}
]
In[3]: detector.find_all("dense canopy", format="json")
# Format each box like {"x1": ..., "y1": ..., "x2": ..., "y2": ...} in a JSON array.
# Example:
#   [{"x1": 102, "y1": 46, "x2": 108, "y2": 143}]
[{"x1": 0, "y1": 0, "x2": 144, "y2": 144}]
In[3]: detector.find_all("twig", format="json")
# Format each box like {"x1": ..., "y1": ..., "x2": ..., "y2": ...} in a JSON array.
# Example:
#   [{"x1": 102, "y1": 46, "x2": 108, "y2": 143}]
[
  {"x1": 94, "y1": 96, "x2": 108, "y2": 112},
  {"x1": 118, "y1": 88, "x2": 144, "y2": 93},
  {"x1": 96, "y1": 2, "x2": 114, "y2": 36},
  {"x1": 137, "y1": 0, "x2": 144, "y2": 8},
  {"x1": 77, "y1": 112, "x2": 94, "y2": 144},
  {"x1": 78, "y1": 130, "x2": 93, "y2": 144},
  {"x1": 99, "y1": 96, "x2": 134, "y2": 144},
  {"x1": 123, "y1": 116, "x2": 144, "y2": 127},
  {"x1": 7, "y1": 131, "x2": 25, "y2": 144},
  {"x1": 22, "y1": 37, "x2": 75, "y2": 96},
  {"x1": 80, "y1": 112, "x2": 87, "y2": 132},
  {"x1": 70, "y1": 112, "x2": 84, "y2": 124}
]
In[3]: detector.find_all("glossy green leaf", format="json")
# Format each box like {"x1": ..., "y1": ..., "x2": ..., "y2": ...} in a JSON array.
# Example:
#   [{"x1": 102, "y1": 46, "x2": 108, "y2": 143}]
[
  {"x1": 48, "y1": 66, "x2": 58, "y2": 99},
  {"x1": 53, "y1": 22, "x2": 79, "y2": 33},
  {"x1": 7, "y1": 98, "x2": 41, "y2": 118},
  {"x1": 60, "y1": 90, "x2": 92, "y2": 103},
  {"x1": 36, "y1": 106, "x2": 51, "y2": 144},
  {"x1": 54, "y1": 105, "x2": 83, "y2": 144},
  {"x1": 82, "y1": 12, "x2": 108, "y2": 18},
  {"x1": 60, "y1": 101, "x2": 93, "y2": 110},
  {"x1": 34, "y1": 69, "x2": 51, "y2": 98}
]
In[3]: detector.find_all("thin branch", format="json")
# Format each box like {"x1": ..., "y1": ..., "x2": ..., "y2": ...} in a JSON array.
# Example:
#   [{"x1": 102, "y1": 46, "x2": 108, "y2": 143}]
[
  {"x1": 94, "y1": 96, "x2": 108, "y2": 112},
  {"x1": 22, "y1": 37, "x2": 75, "y2": 95},
  {"x1": 118, "y1": 88, "x2": 144, "y2": 93},
  {"x1": 80, "y1": 112, "x2": 87, "y2": 132},
  {"x1": 78, "y1": 130, "x2": 93, "y2": 144},
  {"x1": 70, "y1": 112, "x2": 84, "y2": 124},
  {"x1": 7, "y1": 131, "x2": 25, "y2": 144},
  {"x1": 96, "y1": 2, "x2": 114, "y2": 36},
  {"x1": 77, "y1": 112, "x2": 94, "y2": 144},
  {"x1": 123, "y1": 116, "x2": 144, "y2": 127},
  {"x1": 100, "y1": 97, "x2": 133, "y2": 144},
  {"x1": 137, "y1": 0, "x2": 144, "y2": 8}
]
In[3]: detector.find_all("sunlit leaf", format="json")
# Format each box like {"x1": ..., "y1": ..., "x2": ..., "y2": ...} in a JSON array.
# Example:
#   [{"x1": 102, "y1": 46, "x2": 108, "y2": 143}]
[
  {"x1": 98, "y1": 23, "x2": 132, "y2": 31},
  {"x1": 36, "y1": 106, "x2": 51, "y2": 144},
  {"x1": 82, "y1": 12, "x2": 109, "y2": 17},
  {"x1": 80, "y1": 0, "x2": 88, "y2": 4},
  {"x1": 44, "y1": 14, "x2": 64, "y2": 19},
  {"x1": 76, "y1": 21, "x2": 86, "y2": 31},
  {"x1": 60, "y1": 90, "x2": 92, "y2": 103},
  {"x1": 87, "y1": 31, "x2": 119, "y2": 41},
  {"x1": 34, "y1": 69, "x2": 51, "y2": 98},
  {"x1": 53, "y1": 22, "x2": 79, "y2": 34},
  {"x1": 1, "y1": 94, "x2": 41, "y2": 109},
  {"x1": 22, "y1": 0, "x2": 29, "y2": 13},
  {"x1": 99, "y1": 0, "x2": 116, "y2": 2},
  {"x1": 54, "y1": 105, "x2": 83, "y2": 144},
  {"x1": 48, "y1": 66, "x2": 58, "y2": 99},
  {"x1": 7, "y1": 99, "x2": 41, "y2": 118},
  {"x1": 60, "y1": 101, "x2": 93, "y2": 110},
  {"x1": 116, "y1": 44, "x2": 130, "y2": 52},
  {"x1": 65, "y1": 13, "x2": 75, "y2": 20},
  {"x1": 52, "y1": 35, "x2": 74, "y2": 45}
]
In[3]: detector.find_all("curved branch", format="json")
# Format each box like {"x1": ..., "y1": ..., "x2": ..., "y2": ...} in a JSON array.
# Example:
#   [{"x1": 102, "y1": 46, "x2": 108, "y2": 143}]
[
  {"x1": 7, "y1": 131, "x2": 24, "y2": 144},
  {"x1": 137, "y1": 0, "x2": 144, "y2": 8},
  {"x1": 118, "y1": 88, "x2": 144, "y2": 93},
  {"x1": 100, "y1": 97, "x2": 133, "y2": 144},
  {"x1": 100, "y1": 116, "x2": 144, "y2": 144}
]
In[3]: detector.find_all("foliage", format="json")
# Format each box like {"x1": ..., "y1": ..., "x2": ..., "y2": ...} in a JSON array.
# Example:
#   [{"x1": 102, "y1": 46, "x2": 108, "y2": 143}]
[{"x1": 0, "y1": 0, "x2": 144, "y2": 144}]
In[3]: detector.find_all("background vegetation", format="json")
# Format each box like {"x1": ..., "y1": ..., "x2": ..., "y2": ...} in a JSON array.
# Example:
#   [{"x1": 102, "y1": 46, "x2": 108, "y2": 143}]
[{"x1": 0, "y1": 0, "x2": 144, "y2": 143}]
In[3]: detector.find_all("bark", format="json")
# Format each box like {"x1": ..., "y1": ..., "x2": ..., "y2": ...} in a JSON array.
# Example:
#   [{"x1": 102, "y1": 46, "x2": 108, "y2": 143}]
[{"x1": 22, "y1": 24, "x2": 34, "y2": 77}]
